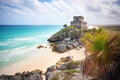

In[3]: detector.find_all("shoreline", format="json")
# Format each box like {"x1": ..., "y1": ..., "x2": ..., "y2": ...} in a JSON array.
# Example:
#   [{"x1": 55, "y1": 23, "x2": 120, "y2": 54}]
[{"x1": 0, "y1": 45, "x2": 86, "y2": 75}]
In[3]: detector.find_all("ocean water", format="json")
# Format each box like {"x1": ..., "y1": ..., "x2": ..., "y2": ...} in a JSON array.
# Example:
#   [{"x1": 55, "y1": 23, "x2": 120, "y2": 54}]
[{"x1": 0, "y1": 25, "x2": 62, "y2": 67}]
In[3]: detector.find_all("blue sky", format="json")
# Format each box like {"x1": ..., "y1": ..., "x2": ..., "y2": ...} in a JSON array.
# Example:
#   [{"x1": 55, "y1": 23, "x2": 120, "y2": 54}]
[{"x1": 0, "y1": 0, "x2": 120, "y2": 25}]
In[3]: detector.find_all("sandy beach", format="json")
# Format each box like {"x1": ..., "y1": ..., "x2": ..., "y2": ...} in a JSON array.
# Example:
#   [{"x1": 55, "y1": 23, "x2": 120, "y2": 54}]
[{"x1": 0, "y1": 46, "x2": 86, "y2": 75}]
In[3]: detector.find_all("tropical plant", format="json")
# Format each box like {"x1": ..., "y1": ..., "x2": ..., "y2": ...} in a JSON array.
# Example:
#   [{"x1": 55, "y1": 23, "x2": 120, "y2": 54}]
[
  {"x1": 80, "y1": 28, "x2": 120, "y2": 79},
  {"x1": 63, "y1": 24, "x2": 67, "y2": 28}
]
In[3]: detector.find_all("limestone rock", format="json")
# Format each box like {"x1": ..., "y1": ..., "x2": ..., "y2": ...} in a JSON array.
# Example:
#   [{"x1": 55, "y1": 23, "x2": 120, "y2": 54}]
[
  {"x1": 46, "y1": 70, "x2": 61, "y2": 80},
  {"x1": 0, "y1": 75, "x2": 12, "y2": 80},
  {"x1": 10, "y1": 75, "x2": 21, "y2": 80},
  {"x1": 45, "y1": 56, "x2": 89, "y2": 80},
  {"x1": 63, "y1": 38, "x2": 71, "y2": 42},
  {"x1": 37, "y1": 45, "x2": 44, "y2": 49},
  {"x1": 31, "y1": 69, "x2": 42, "y2": 74},
  {"x1": 56, "y1": 43, "x2": 67, "y2": 53},
  {"x1": 29, "y1": 74, "x2": 43, "y2": 80},
  {"x1": 76, "y1": 46, "x2": 80, "y2": 50},
  {"x1": 47, "y1": 26, "x2": 81, "y2": 43},
  {"x1": 72, "y1": 42, "x2": 79, "y2": 48},
  {"x1": 47, "y1": 65, "x2": 57, "y2": 72},
  {"x1": 71, "y1": 73, "x2": 90, "y2": 80},
  {"x1": 67, "y1": 45, "x2": 74, "y2": 50},
  {"x1": 60, "y1": 56, "x2": 71, "y2": 62},
  {"x1": 57, "y1": 64, "x2": 66, "y2": 70},
  {"x1": 0, "y1": 69, "x2": 43, "y2": 80}
]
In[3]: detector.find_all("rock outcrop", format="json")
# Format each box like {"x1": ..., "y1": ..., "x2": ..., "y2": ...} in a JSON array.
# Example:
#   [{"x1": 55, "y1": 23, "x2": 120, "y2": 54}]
[
  {"x1": 51, "y1": 38, "x2": 83, "y2": 53},
  {"x1": 0, "y1": 69, "x2": 43, "y2": 80},
  {"x1": 46, "y1": 56, "x2": 90, "y2": 80},
  {"x1": 55, "y1": 43, "x2": 67, "y2": 53},
  {"x1": 48, "y1": 26, "x2": 81, "y2": 43},
  {"x1": 48, "y1": 25, "x2": 84, "y2": 53}
]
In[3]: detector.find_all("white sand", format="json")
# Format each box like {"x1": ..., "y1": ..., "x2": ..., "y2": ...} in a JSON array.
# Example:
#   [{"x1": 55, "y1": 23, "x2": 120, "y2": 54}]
[{"x1": 0, "y1": 47, "x2": 86, "y2": 75}]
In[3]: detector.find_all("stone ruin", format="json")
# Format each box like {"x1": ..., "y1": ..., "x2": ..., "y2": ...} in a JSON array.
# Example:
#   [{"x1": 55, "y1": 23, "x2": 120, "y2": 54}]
[{"x1": 71, "y1": 16, "x2": 88, "y2": 29}]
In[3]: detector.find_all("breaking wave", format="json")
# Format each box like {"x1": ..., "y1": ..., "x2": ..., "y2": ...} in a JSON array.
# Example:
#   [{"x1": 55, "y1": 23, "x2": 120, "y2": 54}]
[{"x1": 0, "y1": 46, "x2": 34, "y2": 63}]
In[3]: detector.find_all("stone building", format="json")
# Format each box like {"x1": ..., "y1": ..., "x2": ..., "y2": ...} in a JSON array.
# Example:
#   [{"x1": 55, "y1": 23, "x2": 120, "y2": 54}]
[{"x1": 71, "y1": 16, "x2": 87, "y2": 29}]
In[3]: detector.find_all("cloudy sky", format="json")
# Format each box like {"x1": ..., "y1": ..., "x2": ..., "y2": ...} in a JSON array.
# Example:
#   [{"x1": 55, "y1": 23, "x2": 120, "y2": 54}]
[{"x1": 0, "y1": 0, "x2": 120, "y2": 25}]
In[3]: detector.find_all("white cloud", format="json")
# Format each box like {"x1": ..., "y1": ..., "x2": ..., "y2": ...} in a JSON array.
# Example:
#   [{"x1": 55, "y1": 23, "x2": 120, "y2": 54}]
[{"x1": 0, "y1": 0, "x2": 120, "y2": 25}]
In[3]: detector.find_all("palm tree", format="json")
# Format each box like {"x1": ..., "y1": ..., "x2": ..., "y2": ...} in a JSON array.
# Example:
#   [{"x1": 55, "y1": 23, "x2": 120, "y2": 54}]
[{"x1": 80, "y1": 28, "x2": 120, "y2": 79}]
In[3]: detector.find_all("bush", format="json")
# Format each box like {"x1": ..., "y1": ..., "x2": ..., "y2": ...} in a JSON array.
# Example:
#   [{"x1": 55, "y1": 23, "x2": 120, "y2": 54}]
[
  {"x1": 65, "y1": 61, "x2": 80, "y2": 70},
  {"x1": 80, "y1": 28, "x2": 120, "y2": 79}
]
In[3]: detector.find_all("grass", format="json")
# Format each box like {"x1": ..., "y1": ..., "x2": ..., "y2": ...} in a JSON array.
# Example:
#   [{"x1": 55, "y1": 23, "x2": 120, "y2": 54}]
[
  {"x1": 51, "y1": 60, "x2": 81, "y2": 80},
  {"x1": 51, "y1": 69, "x2": 79, "y2": 80},
  {"x1": 51, "y1": 72, "x2": 62, "y2": 80},
  {"x1": 65, "y1": 61, "x2": 80, "y2": 70},
  {"x1": 53, "y1": 26, "x2": 75, "y2": 36}
]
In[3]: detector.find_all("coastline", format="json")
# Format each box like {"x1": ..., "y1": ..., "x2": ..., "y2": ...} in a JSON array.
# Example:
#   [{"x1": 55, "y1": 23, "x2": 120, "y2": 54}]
[{"x1": 0, "y1": 45, "x2": 86, "y2": 75}]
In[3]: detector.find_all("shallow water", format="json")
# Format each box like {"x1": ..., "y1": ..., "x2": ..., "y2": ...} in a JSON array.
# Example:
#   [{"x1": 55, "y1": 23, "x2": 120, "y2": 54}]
[{"x1": 0, "y1": 25, "x2": 62, "y2": 67}]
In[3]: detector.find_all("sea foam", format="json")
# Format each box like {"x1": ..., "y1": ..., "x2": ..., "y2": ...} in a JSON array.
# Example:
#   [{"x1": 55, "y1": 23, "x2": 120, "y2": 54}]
[{"x1": 0, "y1": 46, "x2": 34, "y2": 63}]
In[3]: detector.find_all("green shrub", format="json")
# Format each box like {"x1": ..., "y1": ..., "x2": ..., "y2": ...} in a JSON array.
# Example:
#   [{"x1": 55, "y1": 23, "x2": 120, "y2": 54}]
[
  {"x1": 80, "y1": 28, "x2": 120, "y2": 79},
  {"x1": 65, "y1": 61, "x2": 80, "y2": 70},
  {"x1": 51, "y1": 69, "x2": 79, "y2": 80}
]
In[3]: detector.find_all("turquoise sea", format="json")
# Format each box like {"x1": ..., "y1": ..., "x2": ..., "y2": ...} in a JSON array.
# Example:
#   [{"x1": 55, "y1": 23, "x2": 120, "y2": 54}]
[{"x1": 0, "y1": 25, "x2": 62, "y2": 67}]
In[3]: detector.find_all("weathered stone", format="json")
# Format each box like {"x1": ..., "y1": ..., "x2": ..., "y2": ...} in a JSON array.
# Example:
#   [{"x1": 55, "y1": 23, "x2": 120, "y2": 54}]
[
  {"x1": 72, "y1": 42, "x2": 79, "y2": 48},
  {"x1": 47, "y1": 36, "x2": 60, "y2": 42},
  {"x1": 57, "y1": 64, "x2": 66, "y2": 70},
  {"x1": 46, "y1": 70, "x2": 61, "y2": 80},
  {"x1": 71, "y1": 16, "x2": 87, "y2": 29},
  {"x1": 67, "y1": 45, "x2": 74, "y2": 50},
  {"x1": 71, "y1": 73, "x2": 83, "y2": 80},
  {"x1": 24, "y1": 71, "x2": 31, "y2": 77},
  {"x1": 31, "y1": 69, "x2": 42, "y2": 75},
  {"x1": 79, "y1": 45, "x2": 82, "y2": 48},
  {"x1": 56, "y1": 61, "x2": 64, "y2": 65},
  {"x1": 10, "y1": 75, "x2": 21, "y2": 80},
  {"x1": 0, "y1": 70, "x2": 43, "y2": 80},
  {"x1": 60, "y1": 57, "x2": 66, "y2": 62},
  {"x1": 66, "y1": 42, "x2": 71, "y2": 45},
  {"x1": 71, "y1": 72, "x2": 91, "y2": 80},
  {"x1": 76, "y1": 46, "x2": 80, "y2": 50},
  {"x1": 60, "y1": 56, "x2": 71, "y2": 62},
  {"x1": 61, "y1": 41, "x2": 66, "y2": 44},
  {"x1": 0, "y1": 75, "x2": 12, "y2": 80},
  {"x1": 47, "y1": 65, "x2": 57, "y2": 72},
  {"x1": 29, "y1": 74, "x2": 43, "y2": 80},
  {"x1": 37, "y1": 45, "x2": 44, "y2": 49},
  {"x1": 56, "y1": 43, "x2": 67, "y2": 53},
  {"x1": 63, "y1": 38, "x2": 71, "y2": 42},
  {"x1": 15, "y1": 73, "x2": 21, "y2": 76},
  {"x1": 57, "y1": 74, "x2": 65, "y2": 80},
  {"x1": 65, "y1": 56, "x2": 71, "y2": 62},
  {"x1": 72, "y1": 39, "x2": 77, "y2": 43}
]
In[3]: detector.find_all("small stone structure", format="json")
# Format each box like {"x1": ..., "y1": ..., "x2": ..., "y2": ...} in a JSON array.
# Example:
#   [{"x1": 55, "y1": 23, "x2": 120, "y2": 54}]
[{"x1": 71, "y1": 16, "x2": 87, "y2": 29}]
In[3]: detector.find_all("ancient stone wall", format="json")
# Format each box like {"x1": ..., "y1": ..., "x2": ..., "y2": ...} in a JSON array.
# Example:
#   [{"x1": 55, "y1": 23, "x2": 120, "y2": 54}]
[{"x1": 71, "y1": 16, "x2": 87, "y2": 29}]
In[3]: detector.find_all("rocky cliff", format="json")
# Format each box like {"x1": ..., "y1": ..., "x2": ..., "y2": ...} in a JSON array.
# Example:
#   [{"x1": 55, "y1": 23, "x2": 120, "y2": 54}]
[
  {"x1": 48, "y1": 26, "x2": 82, "y2": 43},
  {"x1": 48, "y1": 26, "x2": 84, "y2": 53}
]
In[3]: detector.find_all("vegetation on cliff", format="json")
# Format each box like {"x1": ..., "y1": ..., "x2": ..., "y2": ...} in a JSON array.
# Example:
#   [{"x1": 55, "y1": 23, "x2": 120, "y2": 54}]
[
  {"x1": 48, "y1": 26, "x2": 82, "y2": 42},
  {"x1": 52, "y1": 26, "x2": 75, "y2": 37}
]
